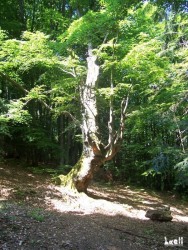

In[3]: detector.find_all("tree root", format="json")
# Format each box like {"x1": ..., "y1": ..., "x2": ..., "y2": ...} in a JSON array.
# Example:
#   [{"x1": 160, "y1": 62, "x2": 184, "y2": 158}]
[{"x1": 103, "y1": 224, "x2": 151, "y2": 240}]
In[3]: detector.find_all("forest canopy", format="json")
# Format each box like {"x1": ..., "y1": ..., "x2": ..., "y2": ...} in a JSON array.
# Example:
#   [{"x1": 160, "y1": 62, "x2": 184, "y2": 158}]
[{"x1": 0, "y1": 0, "x2": 188, "y2": 193}]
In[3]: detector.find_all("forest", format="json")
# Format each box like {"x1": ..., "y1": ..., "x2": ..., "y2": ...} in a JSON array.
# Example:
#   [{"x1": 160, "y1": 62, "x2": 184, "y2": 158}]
[
  {"x1": 1, "y1": 1, "x2": 188, "y2": 249},
  {"x1": 0, "y1": 0, "x2": 188, "y2": 194}
]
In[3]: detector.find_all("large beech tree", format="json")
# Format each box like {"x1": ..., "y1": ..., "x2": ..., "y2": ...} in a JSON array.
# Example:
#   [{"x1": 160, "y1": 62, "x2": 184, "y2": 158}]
[{"x1": 59, "y1": 44, "x2": 129, "y2": 192}]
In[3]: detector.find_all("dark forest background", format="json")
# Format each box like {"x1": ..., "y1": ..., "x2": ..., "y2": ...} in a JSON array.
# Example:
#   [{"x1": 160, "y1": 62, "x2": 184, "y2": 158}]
[{"x1": 0, "y1": 0, "x2": 188, "y2": 194}]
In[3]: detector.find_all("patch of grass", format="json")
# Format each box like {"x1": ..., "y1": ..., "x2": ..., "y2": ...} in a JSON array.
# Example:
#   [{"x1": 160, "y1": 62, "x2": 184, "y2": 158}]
[
  {"x1": 28, "y1": 167, "x2": 55, "y2": 174},
  {"x1": 0, "y1": 203, "x2": 5, "y2": 211},
  {"x1": 13, "y1": 189, "x2": 26, "y2": 198},
  {"x1": 181, "y1": 194, "x2": 188, "y2": 202},
  {"x1": 28, "y1": 165, "x2": 72, "y2": 175},
  {"x1": 13, "y1": 187, "x2": 37, "y2": 200},
  {"x1": 27, "y1": 208, "x2": 45, "y2": 222},
  {"x1": 0, "y1": 202, "x2": 9, "y2": 214},
  {"x1": 144, "y1": 228, "x2": 155, "y2": 236}
]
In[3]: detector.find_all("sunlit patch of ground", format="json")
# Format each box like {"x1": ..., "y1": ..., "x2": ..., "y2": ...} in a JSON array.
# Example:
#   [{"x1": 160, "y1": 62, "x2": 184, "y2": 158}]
[
  {"x1": 42, "y1": 182, "x2": 188, "y2": 222},
  {"x1": 87, "y1": 183, "x2": 188, "y2": 222},
  {"x1": 1, "y1": 162, "x2": 188, "y2": 250},
  {"x1": 0, "y1": 162, "x2": 188, "y2": 222}
]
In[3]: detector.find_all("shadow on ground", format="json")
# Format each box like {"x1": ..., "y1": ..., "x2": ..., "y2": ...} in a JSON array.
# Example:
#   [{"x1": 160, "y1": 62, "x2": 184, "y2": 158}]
[
  {"x1": 0, "y1": 161, "x2": 188, "y2": 250},
  {"x1": 1, "y1": 200, "x2": 188, "y2": 250}
]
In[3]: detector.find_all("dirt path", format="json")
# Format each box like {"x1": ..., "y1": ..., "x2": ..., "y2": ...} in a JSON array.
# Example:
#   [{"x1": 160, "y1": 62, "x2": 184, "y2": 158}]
[{"x1": 0, "y1": 161, "x2": 188, "y2": 250}]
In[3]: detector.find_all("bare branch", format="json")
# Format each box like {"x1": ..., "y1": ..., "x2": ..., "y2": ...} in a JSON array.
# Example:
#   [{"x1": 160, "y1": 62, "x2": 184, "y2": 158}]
[
  {"x1": 60, "y1": 111, "x2": 80, "y2": 125},
  {"x1": 107, "y1": 69, "x2": 114, "y2": 150},
  {"x1": 116, "y1": 94, "x2": 129, "y2": 142},
  {"x1": 57, "y1": 67, "x2": 77, "y2": 77},
  {"x1": 38, "y1": 99, "x2": 52, "y2": 111},
  {"x1": 97, "y1": 33, "x2": 109, "y2": 56},
  {"x1": 0, "y1": 72, "x2": 28, "y2": 94},
  {"x1": 105, "y1": 87, "x2": 131, "y2": 161}
]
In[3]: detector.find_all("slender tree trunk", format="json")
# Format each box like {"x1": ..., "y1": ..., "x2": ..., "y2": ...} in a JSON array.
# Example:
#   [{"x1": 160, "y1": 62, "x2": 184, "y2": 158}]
[
  {"x1": 31, "y1": 0, "x2": 36, "y2": 32},
  {"x1": 59, "y1": 44, "x2": 129, "y2": 193},
  {"x1": 58, "y1": 114, "x2": 65, "y2": 165},
  {"x1": 59, "y1": 0, "x2": 66, "y2": 16},
  {"x1": 18, "y1": 0, "x2": 26, "y2": 29}
]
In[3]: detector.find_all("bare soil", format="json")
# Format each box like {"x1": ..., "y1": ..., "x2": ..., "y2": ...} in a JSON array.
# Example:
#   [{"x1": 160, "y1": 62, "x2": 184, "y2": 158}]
[{"x1": 0, "y1": 161, "x2": 188, "y2": 250}]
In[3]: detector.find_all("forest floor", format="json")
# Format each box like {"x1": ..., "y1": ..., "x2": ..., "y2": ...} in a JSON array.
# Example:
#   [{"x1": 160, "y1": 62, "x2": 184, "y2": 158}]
[{"x1": 0, "y1": 161, "x2": 188, "y2": 250}]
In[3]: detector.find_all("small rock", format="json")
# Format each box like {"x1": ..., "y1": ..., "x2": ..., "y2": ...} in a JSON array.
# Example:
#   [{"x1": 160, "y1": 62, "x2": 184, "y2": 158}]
[
  {"x1": 61, "y1": 240, "x2": 73, "y2": 248},
  {"x1": 19, "y1": 241, "x2": 23, "y2": 246}
]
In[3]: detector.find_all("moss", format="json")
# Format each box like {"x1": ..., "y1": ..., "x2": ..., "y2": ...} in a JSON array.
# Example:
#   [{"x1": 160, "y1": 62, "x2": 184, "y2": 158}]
[
  {"x1": 56, "y1": 154, "x2": 100, "y2": 192},
  {"x1": 54, "y1": 174, "x2": 66, "y2": 185}
]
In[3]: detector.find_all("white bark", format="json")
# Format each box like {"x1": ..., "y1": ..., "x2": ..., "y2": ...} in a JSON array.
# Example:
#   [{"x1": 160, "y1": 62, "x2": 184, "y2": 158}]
[
  {"x1": 62, "y1": 44, "x2": 129, "y2": 192},
  {"x1": 80, "y1": 45, "x2": 101, "y2": 156}
]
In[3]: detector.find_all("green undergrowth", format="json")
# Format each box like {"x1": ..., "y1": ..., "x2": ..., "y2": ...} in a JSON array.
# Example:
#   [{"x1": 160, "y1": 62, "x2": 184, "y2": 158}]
[
  {"x1": 27, "y1": 164, "x2": 72, "y2": 175},
  {"x1": 27, "y1": 208, "x2": 45, "y2": 222}
]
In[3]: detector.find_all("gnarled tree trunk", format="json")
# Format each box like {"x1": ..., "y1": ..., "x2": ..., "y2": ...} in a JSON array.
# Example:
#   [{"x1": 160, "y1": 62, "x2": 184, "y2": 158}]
[{"x1": 59, "y1": 44, "x2": 129, "y2": 193}]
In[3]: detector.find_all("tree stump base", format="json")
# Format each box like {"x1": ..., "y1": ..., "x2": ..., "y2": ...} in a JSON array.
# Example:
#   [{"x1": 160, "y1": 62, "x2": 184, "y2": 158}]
[{"x1": 145, "y1": 207, "x2": 173, "y2": 221}]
